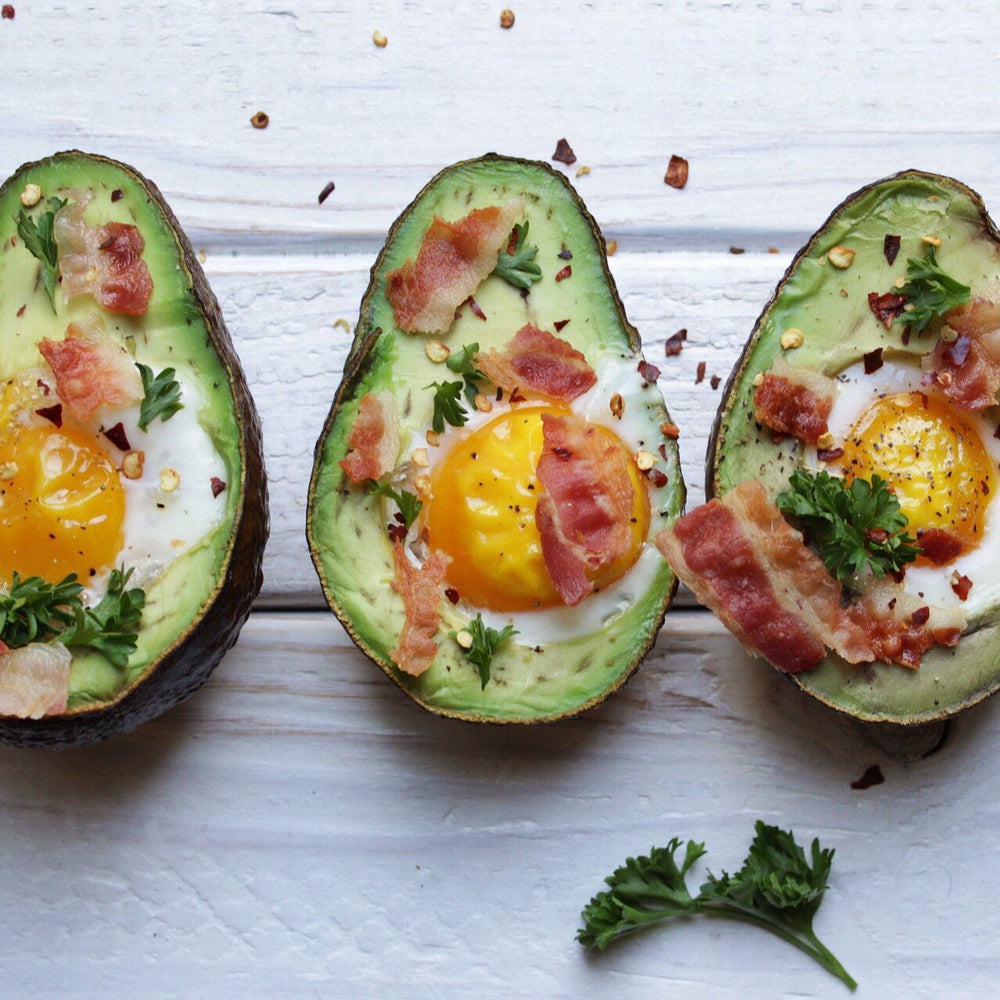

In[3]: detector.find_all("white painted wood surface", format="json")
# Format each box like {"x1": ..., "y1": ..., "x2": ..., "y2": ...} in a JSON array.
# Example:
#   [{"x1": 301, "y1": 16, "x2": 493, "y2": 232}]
[{"x1": 3, "y1": 2, "x2": 1000, "y2": 996}]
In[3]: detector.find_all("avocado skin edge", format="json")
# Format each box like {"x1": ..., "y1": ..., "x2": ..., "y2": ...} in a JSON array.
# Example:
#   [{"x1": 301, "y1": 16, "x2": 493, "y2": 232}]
[
  {"x1": 705, "y1": 168, "x2": 1000, "y2": 725},
  {"x1": 0, "y1": 151, "x2": 269, "y2": 749}
]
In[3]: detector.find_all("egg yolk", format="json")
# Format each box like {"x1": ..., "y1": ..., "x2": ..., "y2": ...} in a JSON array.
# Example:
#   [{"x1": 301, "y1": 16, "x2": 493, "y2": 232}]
[
  {"x1": 839, "y1": 390, "x2": 993, "y2": 549},
  {"x1": 425, "y1": 405, "x2": 650, "y2": 612},
  {"x1": 0, "y1": 422, "x2": 125, "y2": 585}
]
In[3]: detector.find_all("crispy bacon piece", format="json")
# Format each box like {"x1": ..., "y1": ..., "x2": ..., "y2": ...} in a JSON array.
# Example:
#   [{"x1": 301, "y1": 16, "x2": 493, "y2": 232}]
[
  {"x1": 915, "y1": 527, "x2": 967, "y2": 566},
  {"x1": 38, "y1": 314, "x2": 143, "y2": 422},
  {"x1": 475, "y1": 325, "x2": 597, "y2": 402},
  {"x1": 389, "y1": 544, "x2": 451, "y2": 676},
  {"x1": 386, "y1": 198, "x2": 524, "y2": 334},
  {"x1": 753, "y1": 356, "x2": 837, "y2": 445},
  {"x1": 339, "y1": 391, "x2": 400, "y2": 484},
  {"x1": 0, "y1": 642, "x2": 72, "y2": 719},
  {"x1": 868, "y1": 291, "x2": 906, "y2": 329},
  {"x1": 922, "y1": 297, "x2": 1000, "y2": 410},
  {"x1": 656, "y1": 480, "x2": 965, "y2": 674},
  {"x1": 54, "y1": 196, "x2": 153, "y2": 315},
  {"x1": 534, "y1": 413, "x2": 637, "y2": 606}
]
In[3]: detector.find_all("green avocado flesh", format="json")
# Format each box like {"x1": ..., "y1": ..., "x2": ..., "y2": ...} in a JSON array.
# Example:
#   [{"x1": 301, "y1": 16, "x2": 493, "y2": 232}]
[
  {"x1": 709, "y1": 170, "x2": 1000, "y2": 723},
  {"x1": 0, "y1": 151, "x2": 267, "y2": 746},
  {"x1": 308, "y1": 155, "x2": 684, "y2": 723}
]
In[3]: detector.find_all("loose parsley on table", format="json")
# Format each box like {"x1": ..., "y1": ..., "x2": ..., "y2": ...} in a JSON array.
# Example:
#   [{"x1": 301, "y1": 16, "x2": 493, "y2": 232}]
[
  {"x1": 137, "y1": 363, "x2": 184, "y2": 431},
  {"x1": 492, "y1": 221, "x2": 542, "y2": 290},
  {"x1": 894, "y1": 245, "x2": 970, "y2": 334},
  {"x1": 578, "y1": 821, "x2": 856, "y2": 991},
  {"x1": 14, "y1": 196, "x2": 67, "y2": 311},
  {"x1": 453, "y1": 613, "x2": 518, "y2": 689},
  {"x1": 776, "y1": 469, "x2": 920, "y2": 583}
]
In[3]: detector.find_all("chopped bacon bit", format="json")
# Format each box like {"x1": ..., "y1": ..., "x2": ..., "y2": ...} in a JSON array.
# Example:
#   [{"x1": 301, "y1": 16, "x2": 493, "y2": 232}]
[
  {"x1": 552, "y1": 138, "x2": 576, "y2": 165},
  {"x1": 389, "y1": 544, "x2": 451, "y2": 676},
  {"x1": 34, "y1": 403, "x2": 62, "y2": 427},
  {"x1": 863, "y1": 347, "x2": 885, "y2": 374},
  {"x1": 665, "y1": 328, "x2": 687, "y2": 356},
  {"x1": 211, "y1": 477, "x2": 226, "y2": 497},
  {"x1": 475, "y1": 324, "x2": 597, "y2": 402},
  {"x1": 817, "y1": 446, "x2": 845, "y2": 463},
  {"x1": 911, "y1": 606, "x2": 931, "y2": 627},
  {"x1": 0, "y1": 642, "x2": 72, "y2": 719},
  {"x1": 102, "y1": 422, "x2": 131, "y2": 452},
  {"x1": 16, "y1": 304, "x2": 25, "y2": 318},
  {"x1": 664, "y1": 154, "x2": 689, "y2": 189},
  {"x1": 916, "y1": 527, "x2": 966, "y2": 566},
  {"x1": 884, "y1": 234, "x2": 901, "y2": 265},
  {"x1": 339, "y1": 391, "x2": 400, "y2": 484},
  {"x1": 318, "y1": 181, "x2": 336, "y2": 204},
  {"x1": 555, "y1": 265, "x2": 572, "y2": 282},
  {"x1": 695, "y1": 361, "x2": 706, "y2": 384},
  {"x1": 851, "y1": 764, "x2": 885, "y2": 790},
  {"x1": 638, "y1": 359, "x2": 660, "y2": 383},
  {"x1": 110, "y1": 189, "x2": 124, "y2": 202},
  {"x1": 553, "y1": 319, "x2": 570, "y2": 332},
  {"x1": 752, "y1": 360, "x2": 835, "y2": 446},
  {"x1": 952, "y1": 574, "x2": 974, "y2": 600},
  {"x1": 921, "y1": 298, "x2": 1000, "y2": 410},
  {"x1": 868, "y1": 291, "x2": 907, "y2": 329}
]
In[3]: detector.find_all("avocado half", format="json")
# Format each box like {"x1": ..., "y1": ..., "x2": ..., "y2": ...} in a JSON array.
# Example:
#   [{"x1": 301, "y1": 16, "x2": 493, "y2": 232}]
[
  {"x1": 307, "y1": 154, "x2": 684, "y2": 723},
  {"x1": 708, "y1": 169, "x2": 1000, "y2": 724},
  {"x1": 0, "y1": 151, "x2": 268, "y2": 747}
]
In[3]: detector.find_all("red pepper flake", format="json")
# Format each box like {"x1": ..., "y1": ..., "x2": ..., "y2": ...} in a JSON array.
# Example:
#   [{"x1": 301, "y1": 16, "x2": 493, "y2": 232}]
[
  {"x1": 35, "y1": 403, "x2": 62, "y2": 427},
  {"x1": 645, "y1": 468, "x2": 669, "y2": 489},
  {"x1": 210, "y1": 477, "x2": 227, "y2": 498},
  {"x1": 555, "y1": 265, "x2": 572, "y2": 282},
  {"x1": 911, "y1": 606, "x2": 931, "y2": 627},
  {"x1": 665, "y1": 328, "x2": 687, "y2": 356},
  {"x1": 36, "y1": 379, "x2": 50, "y2": 395},
  {"x1": 661, "y1": 422, "x2": 680, "y2": 440},
  {"x1": 883, "y1": 234, "x2": 901, "y2": 265},
  {"x1": 110, "y1": 189, "x2": 124, "y2": 202},
  {"x1": 863, "y1": 347, "x2": 885, "y2": 374},
  {"x1": 868, "y1": 291, "x2": 906, "y2": 329},
  {"x1": 445, "y1": 587, "x2": 461, "y2": 605},
  {"x1": 952, "y1": 574, "x2": 973, "y2": 601},
  {"x1": 102, "y1": 422, "x2": 131, "y2": 451},
  {"x1": 664, "y1": 154, "x2": 689, "y2": 189},
  {"x1": 553, "y1": 319, "x2": 570, "y2": 332},
  {"x1": 16, "y1": 304, "x2": 25, "y2": 317},
  {"x1": 509, "y1": 388, "x2": 527, "y2": 403},
  {"x1": 318, "y1": 181, "x2": 336, "y2": 204},
  {"x1": 710, "y1": 374, "x2": 721, "y2": 389},
  {"x1": 638, "y1": 359, "x2": 660, "y2": 383},
  {"x1": 1, "y1": 5, "x2": 14, "y2": 19},
  {"x1": 695, "y1": 361, "x2": 706, "y2": 384},
  {"x1": 817, "y1": 446, "x2": 845, "y2": 463},
  {"x1": 467, "y1": 296, "x2": 487, "y2": 321},
  {"x1": 552, "y1": 138, "x2": 576, "y2": 166},
  {"x1": 850, "y1": 764, "x2": 885, "y2": 790}
]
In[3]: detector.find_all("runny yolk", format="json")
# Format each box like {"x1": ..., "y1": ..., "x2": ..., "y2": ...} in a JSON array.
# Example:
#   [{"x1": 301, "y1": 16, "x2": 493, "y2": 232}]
[
  {"x1": 424, "y1": 405, "x2": 650, "y2": 612},
  {"x1": 839, "y1": 390, "x2": 993, "y2": 551},
  {"x1": 0, "y1": 422, "x2": 125, "y2": 585}
]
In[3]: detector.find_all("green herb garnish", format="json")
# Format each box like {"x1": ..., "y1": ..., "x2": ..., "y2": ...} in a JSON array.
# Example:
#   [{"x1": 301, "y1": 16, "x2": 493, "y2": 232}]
[
  {"x1": 578, "y1": 821, "x2": 856, "y2": 991},
  {"x1": 453, "y1": 613, "x2": 518, "y2": 689},
  {"x1": 426, "y1": 379, "x2": 468, "y2": 433},
  {"x1": 493, "y1": 221, "x2": 542, "y2": 290},
  {"x1": 14, "y1": 196, "x2": 67, "y2": 311},
  {"x1": 446, "y1": 341, "x2": 488, "y2": 406},
  {"x1": 0, "y1": 568, "x2": 145, "y2": 669},
  {"x1": 776, "y1": 469, "x2": 920, "y2": 583},
  {"x1": 895, "y1": 245, "x2": 970, "y2": 334},
  {"x1": 368, "y1": 481, "x2": 423, "y2": 532},
  {"x1": 137, "y1": 363, "x2": 184, "y2": 431}
]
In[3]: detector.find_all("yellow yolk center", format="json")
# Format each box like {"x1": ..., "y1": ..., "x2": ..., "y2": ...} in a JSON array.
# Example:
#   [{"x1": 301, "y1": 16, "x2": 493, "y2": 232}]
[
  {"x1": 425, "y1": 405, "x2": 650, "y2": 612},
  {"x1": 840, "y1": 390, "x2": 993, "y2": 548},
  {"x1": 0, "y1": 420, "x2": 125, "y2": 585}
]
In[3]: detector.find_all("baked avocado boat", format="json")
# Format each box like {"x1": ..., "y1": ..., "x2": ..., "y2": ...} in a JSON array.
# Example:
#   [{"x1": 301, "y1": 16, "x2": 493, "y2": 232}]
[
  {"x1": 665, "y1": 170, "x2": 1000, "y2": 724},
  {"x1": 0, "y1": 151, "x2": 267, "y2": 747},
  {"x1": 308, "y1": 154, "x2": 684, "y2": 723}
]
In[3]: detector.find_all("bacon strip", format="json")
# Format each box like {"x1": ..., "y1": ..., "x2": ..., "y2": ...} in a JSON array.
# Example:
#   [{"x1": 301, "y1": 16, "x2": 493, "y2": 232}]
[
  {"x1": 922, "y1": 297, "x2": 1000, "y2": 410},
  {"x1": 386, "y1": 198, "x2": 524, "y2": 334},
  {"x1": 38, "y1": 314, "x2": 143, "y2": 422},
  {"x1": 389, "y1": 544, "x2": 451, "y2": 676},
  {"x1": 339, "y1": 391, "x2": 400, "y2": 484},
  {"x1": 534, "y1": 413, "x2": 637, "y2": 606},
  {"x1": 0, "y1": 642, "x2": 72, "y2": 719},
  {"x1": 475, "y1": 324, "x2": 597, "y2": 401},
  {"x1": 656, "y1": 479, "x2": 965, "y2": 673},
  {"x1": 753, "y1": 356, "x2": 837, "y2": 445}
]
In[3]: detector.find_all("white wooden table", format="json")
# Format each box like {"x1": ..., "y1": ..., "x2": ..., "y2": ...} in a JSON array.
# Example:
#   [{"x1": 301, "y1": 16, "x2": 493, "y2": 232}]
[{"x1": 3, "y1": 3, "x2": 1000, "y2": 996}]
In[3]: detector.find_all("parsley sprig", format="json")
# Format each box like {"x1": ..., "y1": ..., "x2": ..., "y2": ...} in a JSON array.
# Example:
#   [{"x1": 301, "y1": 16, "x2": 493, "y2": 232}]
[
  {"x1": 0, "y1": 568, "x2": 145, "y2": 668},
  {"x1": 368, "y1": 480, "x2": 423, "y2": 532},
  {"x1": 426, "y1": 379, "x2": 468, "y2": 433},
  {"x1": 894, "y1": 245, "x2": 970, "y2": 334},
  {"x1": 453, "y1": 613, "x2": 518, "y2": 689},
  {"x1": 776, "y1": 469, "x2": 920, "y2": 583},
  {"x1": 137, "y1": 363, "x2": 184, "y2": 431},
  {"x1": 578, "y1": 821, "x2": 856, "y2": 991},
  {"x1": 446, "y1": 341, "x2": 488, "y2": 406},
  {"x1": 493, "y1": 221, "x2": 542, "y2": 290},
  {"x1": 15, "y1": 196, "x2": 67, "y2": 311}
]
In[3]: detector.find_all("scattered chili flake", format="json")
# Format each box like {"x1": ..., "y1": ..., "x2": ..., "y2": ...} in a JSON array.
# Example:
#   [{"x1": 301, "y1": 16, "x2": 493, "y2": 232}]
[
  {"x1": 817, "y1": 446, "x2": 845, "y2": 463},
  {"x1": 645, "y1": 468, "x2": 669, "y2": 488},
  {"x1": 553, "y1": 319, "x2": 570, "y2": 332},
  {"x1": 500, "y1": 8, "x2": 515, "y2": 28},
  {"x1": 36, "y1": 379, "x2": 50, "y2": 395},
  {"x1": 911, "y1": 606, "x2": 931, "y2": 627},
  {"x1": 575, "y1": 165, "x2": 591, "y2": 178},
  {"x1": 638, "y1": 359, "x2": 660, "y2": 383},
  {"x1": 250, "y1": 111, "x2": 270, "y2": 129},
  {"x1": 211, "y1": 477, "x2": 227, "y2": 498},
  {"x1": 318, "y1": 181, "x2": 336, "y2": 204},
  {"x1": 35, "y1": 404, "x2": 62, "y2": 427},
  {"x1": 664, "y1": 154, "x2": 689, "y2": 189},
  {"x1": 710, "y1": 374, "x2": 721, "y2": 389},
  {"x1": 665, "y1": 328, "x2": 687, "y2": 356},
  {"x1": 110, "y1": 189, "x2": 124, "y2": 202},
  {"x1": 372, "y1": 29, "x2": 388, "y2": 47},
  {"x1": 661, "y1": 422, "x2": 680, "y2": 439},
  {"x1": 729, "y1": 246, "x2": 745, "y2": 255},
  {"x1": 606, "y1": 239, "x2": 618, "y2": 256},
  {"x1": 952, "y1": 574, "x2": 973, "y2": 601},
  {"x1": 868, "y1": 290, "x2": 906, "y2": 329},
  {"x1": 555, "y1": 265, "x2": 572, "y2": 282},
  {"x1": 102, "y1": 422, "x2": 131, "y2": 452},
  {"x1": 467, "y1": 296, "x2": 487, "y2": 321},
  {"x1": 884, "y1": 234, "x2": 901, "y2": 265},
  {"x1": 1, "y1": 5, "x2": 13, "y2": 19},
  {"x1": 695, "y1": 361, "x2": 706, "y2": 384},
  {"x1": 445, "y1": 587, "x2": 461, "y2": 605},
  {"x1": 850, "y1": 764, "x2": 885, "y2": 790},
  {"x1": 16, "y1": 304, "x2": 25, "y2": 317},
  {"x1": 863, "y1": 347, "x2": 885, "y2": 374},
  {"x1": 552, "y1": 138, "x2": 576, "y2": 166}
]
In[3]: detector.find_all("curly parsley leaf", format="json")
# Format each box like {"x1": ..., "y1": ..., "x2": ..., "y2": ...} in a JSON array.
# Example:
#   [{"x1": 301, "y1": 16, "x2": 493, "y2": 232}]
[
  {"x1": 368, "y1": 480, "x2": 423, "y2": 532},
  {"x1": 453, "y1": 614, "x2": 518, "y2": 689},
  {"x1": 493, "y1": 221, "x2": 542, "y2": 290},
  {"x1": 776, "y1": 469, "x2": 920, "y2": 582},
  {"x1": 426, "y1": 379, "x2": 468, "y2": 434},
  {"x1": 15, "y1": 196, "x2": 67, "y2": 311},
  {"x1": 895, "y1": 245, "x2": 970, "y2": 334},
  {"x1": 578, "y1": 822, "x2": 856, "y2": 991},
  {"x1": 446, "y1": 341, "x2": 488, "y2": 406},
  {"x1": 137, "y1": 363, "x2": 184, "y2": 431},
  {"x1": 59, "y1": 567, "x2": 146, "y2": 669}
]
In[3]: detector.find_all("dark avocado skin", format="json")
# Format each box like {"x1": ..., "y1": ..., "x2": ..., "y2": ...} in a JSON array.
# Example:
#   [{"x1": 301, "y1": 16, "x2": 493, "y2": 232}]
[
  {"x1": 0, "y1": 152, "x2": 268, "y2": 748},
  {"x1": 706, "y1": 169, "x2": 1000, "y2": 724}
]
